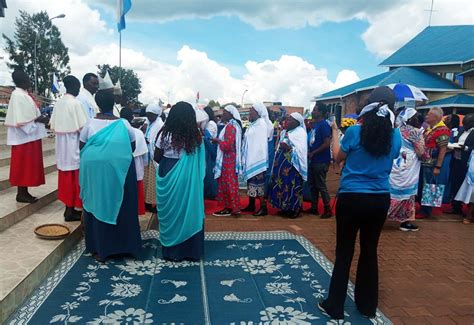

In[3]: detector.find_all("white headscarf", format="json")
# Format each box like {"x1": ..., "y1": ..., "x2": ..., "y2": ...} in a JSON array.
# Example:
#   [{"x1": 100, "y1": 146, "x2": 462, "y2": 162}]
[
  {"x1": 277, "y1": 112, "x2": 308, "y2": 180},
  {"x1": 253, "y1": 102, "x2": 274, "y2": 140},
  {"x1": 224, "y1": 104, "x2": 242, "y2": 122},
  {"x1": 242, "y1": 109, "x2": 269, "y2": 181},
  {"x1": 359, "y1": 102, "x2": 395, "y2": 127},
  {"x1": 146, "y1": 103, "x2": 162, "y2": 116},
  {"x1": 398, "y1": 107, "x2": 417, "y2": 126},
  {"x1": 195, "y1": 108, "x2": 209, "y2": 131}
]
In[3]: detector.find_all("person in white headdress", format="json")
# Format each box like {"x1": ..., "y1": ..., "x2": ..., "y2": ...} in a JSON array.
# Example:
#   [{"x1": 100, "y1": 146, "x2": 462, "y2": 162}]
[
  {"x1": 388, "y1": 107, "x2": 427, "y2": 231},
  {"x1": 212, "y1": 105, "x2": 242, "y2": 216},
  {"x1": 113, "y1": 79, "x2": 124, "y2": 117},
  {"x1": 143, "y1": 102, "x2": 164, "y2": 211},
  {"x1": 50, "y1": 75, "x2": 89, "y2": 221},
  {"x1": 5, "y1": 70, "x2": 48, "y2": 203},
  {"x1": 241, "y1": 102, "x2": 271, "y2": 216},
  {"x1": 76, "y1": 73, "x2": 99, "y2": 120},
  {"x1": 268, "y1": 112, "x2": 308, "y2": 218}
]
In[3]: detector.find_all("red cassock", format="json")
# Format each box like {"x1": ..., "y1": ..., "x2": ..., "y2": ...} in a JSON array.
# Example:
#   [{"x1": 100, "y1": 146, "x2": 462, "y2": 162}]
[
  {"x1": 58, "y1": 169, "x2": 82, "y2": 208},
  {"x1": 9, "y1": 139, "x2": 45, "y2": 187},
  {"x1": 137, "y1": 180, "x2": 145, "y2": 215}
]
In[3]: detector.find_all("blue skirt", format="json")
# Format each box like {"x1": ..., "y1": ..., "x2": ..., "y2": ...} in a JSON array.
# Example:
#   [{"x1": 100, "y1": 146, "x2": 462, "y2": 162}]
[
  {"x1": 84, "y1": 160, "x2": 142, "y2": 260},
  {"x1": 158, "y1": 156, "x2": 204, "y2": 261}
]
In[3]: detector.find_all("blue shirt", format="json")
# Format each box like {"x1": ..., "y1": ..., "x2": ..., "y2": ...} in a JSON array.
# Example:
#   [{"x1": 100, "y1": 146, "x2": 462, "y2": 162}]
[
  {"x1": 339, "y1": 125, "x2": 402, "y2": 194},
  {"x1": 309, "y1": 120, "x2": 332, "y2": 164}
]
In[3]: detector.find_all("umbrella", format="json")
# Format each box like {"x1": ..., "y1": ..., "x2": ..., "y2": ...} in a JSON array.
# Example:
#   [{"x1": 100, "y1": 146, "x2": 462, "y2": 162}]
[{"x1": 386, "y1": 83, "x2": 428, "y2": 102}]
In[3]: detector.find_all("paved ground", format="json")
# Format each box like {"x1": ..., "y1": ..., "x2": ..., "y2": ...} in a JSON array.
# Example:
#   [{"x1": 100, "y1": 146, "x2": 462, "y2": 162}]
[{"x1": 204, "y1": 167, "x2": 474, "y2": 325}]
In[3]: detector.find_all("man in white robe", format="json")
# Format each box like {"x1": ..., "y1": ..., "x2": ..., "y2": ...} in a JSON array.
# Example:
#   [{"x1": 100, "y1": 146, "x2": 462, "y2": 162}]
[
  {"x1": 50, "y1": 75, "x2": 88, "y2": 221},
  {"x1": 5, "y1": 70, "x2": 48, "y2": 203},
  {"x1": 76, "y1": 73, "x2": 99, "y2": 119}
]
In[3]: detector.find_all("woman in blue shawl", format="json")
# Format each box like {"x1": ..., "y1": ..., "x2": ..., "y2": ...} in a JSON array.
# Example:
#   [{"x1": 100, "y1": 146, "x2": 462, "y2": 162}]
[
  {"x1": 154, "y1": 102, "x2": 206, "y2": 262},
  {"x1": 79, "y1": 90, "x2": 141, "y2": 262}
]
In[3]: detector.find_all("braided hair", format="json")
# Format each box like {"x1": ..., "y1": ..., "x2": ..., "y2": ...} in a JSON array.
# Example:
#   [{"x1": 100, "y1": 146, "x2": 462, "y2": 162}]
[{"x1": 159, "y1": 101, "x2": 202, "y2": 154}]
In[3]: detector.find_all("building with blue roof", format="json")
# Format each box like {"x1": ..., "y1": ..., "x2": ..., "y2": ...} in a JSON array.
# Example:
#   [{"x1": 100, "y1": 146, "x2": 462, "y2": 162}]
[
  {"x1": 418, "y1": 94, "x2": 474, "y2": 114},
  {"x1": 315, "y1": 25, "x2": 474, "y2": 119}
]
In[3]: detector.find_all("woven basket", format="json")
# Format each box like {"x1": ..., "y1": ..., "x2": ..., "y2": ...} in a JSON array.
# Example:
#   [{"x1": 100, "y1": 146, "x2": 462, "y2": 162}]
[{"x1": 34, "y1": 224, "x2": 70, "y2": 240}]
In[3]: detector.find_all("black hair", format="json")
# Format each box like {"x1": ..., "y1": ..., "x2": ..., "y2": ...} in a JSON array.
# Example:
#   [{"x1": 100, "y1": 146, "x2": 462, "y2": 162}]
[
  {"x1": 463, "y1": 114, "x2": 474, "y2": 130},
  {"x1": 204, "y1": 106, "x2": 216, "y2": 122},
  {"x1": 450, "y1": 114, "x2": 460, "y2": 129},
  {"x1": 360, "y1": 104, "x2": 393, "y2": 157},
  {"x1": 94, "y1": 89, "x2": 114, "y2": 113},
  {"x1": 120, "y1": 107, "x2": 134, "y2": 122},
  {"x1": 159, "y1": 101, "x2": 202, "y2": 154},
  {"x1": 316, "y1": 103, "x2": 329, "y2": 116},
  {"x1": 12, "y1": 70, "x2": 29, "y2": 87},
  {"x1": 82, "y1": 73, "x2": 98, "y2": 85},
  {"x1": 63, "y1": 75, "x2": 80, "y2": 91}
]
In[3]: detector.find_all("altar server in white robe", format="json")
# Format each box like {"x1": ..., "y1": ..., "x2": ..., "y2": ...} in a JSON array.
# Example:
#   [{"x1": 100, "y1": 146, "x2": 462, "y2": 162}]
[
  {"x1": 5, "y1": 70, "x2": 48, "y2": 203},
  {"x1": 50, "y1": 75, "x2": 89, "y2": 221},
  {"x1": 143, "y1": 103, "x2": 164, "y2": 211},
  {"x1": 77, "y1": 73, "x2": 99, "y2": 120}
]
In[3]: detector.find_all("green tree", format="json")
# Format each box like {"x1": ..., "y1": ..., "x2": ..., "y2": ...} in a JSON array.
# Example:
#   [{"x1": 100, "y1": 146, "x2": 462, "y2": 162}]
[
  {"x1": 2, "y1": 10, "x2": 70, "y2": 97},
  {"x1": 97, "y1": 64, "x2": 141, "y2": 102},
  {"x1": 208, "y1": 100, "x2": 221, "y2": 108}
]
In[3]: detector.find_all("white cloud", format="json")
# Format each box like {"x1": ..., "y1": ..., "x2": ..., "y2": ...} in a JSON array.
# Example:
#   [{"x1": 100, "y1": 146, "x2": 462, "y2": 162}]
[
  {"x1": 1, "y1": 1, "x2": 360, "y2": 108},
  {"x1": 362, "y1": 0, "x2": 474, "y2": 57},
  {"x1": 93, "y1": 0, "x2": 474, "y2": 58}
]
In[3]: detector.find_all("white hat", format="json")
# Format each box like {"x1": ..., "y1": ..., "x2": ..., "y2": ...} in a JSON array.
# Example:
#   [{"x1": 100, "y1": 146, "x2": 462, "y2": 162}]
[
  {"x1": 113, "y1": 79, "x2": 122, "y2": 95},
  {"x1": 99, "y1": 71, "x2": 114, "y2": 90},
  {"x1": 146, "y1": 102, "x2": 162, "y2": 116}
]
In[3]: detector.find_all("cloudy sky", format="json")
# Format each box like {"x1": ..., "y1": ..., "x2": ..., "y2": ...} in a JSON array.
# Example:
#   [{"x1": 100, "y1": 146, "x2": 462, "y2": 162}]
[{"x1": 0, "y1": 0, "x2": 473, "y2": 109}]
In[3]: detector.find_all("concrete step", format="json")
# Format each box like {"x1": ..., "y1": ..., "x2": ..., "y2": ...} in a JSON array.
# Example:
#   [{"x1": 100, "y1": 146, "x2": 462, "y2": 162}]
[
  {"x1": 0, "y1": 209, "x2": 154, "y2": 323},
  {"x1": 0, "y1": 200, "x2": 82, "y2": 323},
  {"x1": 0, "y1": 172, "x2": 58, "y2": 232},
  {"x1": 0, "y1": 142, "x2": 55, "y2": 168},
  {"x1": 0, "y1": 154, "x2": 57, "y2": 191}
]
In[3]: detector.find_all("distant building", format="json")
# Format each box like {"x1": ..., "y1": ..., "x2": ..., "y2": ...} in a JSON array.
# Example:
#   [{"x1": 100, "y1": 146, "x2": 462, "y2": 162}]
[{"x1": 315, "y1": 25, "x2": 474, "y2": 120}]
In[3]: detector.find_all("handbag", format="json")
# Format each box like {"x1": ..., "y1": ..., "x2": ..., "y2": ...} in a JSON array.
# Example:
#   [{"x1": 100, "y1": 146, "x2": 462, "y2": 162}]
[{"x1": 421, "y1": 182, "x2": 445, "y2": 207}]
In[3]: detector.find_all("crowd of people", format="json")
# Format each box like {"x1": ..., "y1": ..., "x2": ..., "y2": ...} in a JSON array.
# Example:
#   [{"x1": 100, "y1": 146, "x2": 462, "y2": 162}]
[{"x1": 5, "y1": 69, "x2": 474, "y2": 321}]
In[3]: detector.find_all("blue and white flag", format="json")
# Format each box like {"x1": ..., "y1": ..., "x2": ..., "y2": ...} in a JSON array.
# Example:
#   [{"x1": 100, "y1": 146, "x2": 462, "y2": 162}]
[
  {"x1": 51, "y1": 74, "x2": 60, "y2": 94},
  {"x1": 117, "y1": 0, "x2": 132, "y2": 32}
]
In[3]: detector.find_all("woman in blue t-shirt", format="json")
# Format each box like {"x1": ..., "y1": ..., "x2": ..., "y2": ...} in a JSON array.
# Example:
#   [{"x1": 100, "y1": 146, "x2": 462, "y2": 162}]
[{"x1": 319, "y1": 87, "x2": 402, "y2": 320}]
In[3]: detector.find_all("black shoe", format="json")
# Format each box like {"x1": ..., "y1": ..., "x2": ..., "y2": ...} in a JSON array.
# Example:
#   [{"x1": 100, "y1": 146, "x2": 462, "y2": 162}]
[
  {"x1": 288, "y1": 211, "x2": 301, "y2": 219},
  {"x1": 399, "y1": 222, "x2": 419, "y2": 232},
  {"x1": 213, "y1": 209, "x2": 232, "y2": 217},
  {"x1": 16, "y1": 194, "x2": 38, "y2": 203},
  {"x1": 242, "y1": 204, "x2": 256, "y2": 212},
  {"x1": 303, "y1": 208, "x2": 319, "y2": 215},
  {"x1": 320, "y1": 210, "x2": 333, "y2": 219},
  {"x1": 253, "y1": 207, "x2": 268, "y2": 217},
  {"x1": 64, "y1": 212, "x2": 81, "y2": 222}
]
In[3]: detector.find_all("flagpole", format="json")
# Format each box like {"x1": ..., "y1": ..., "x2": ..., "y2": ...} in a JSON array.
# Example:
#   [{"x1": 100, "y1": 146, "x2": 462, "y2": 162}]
[{"x1": 119, "y1": 30, "x2": 122, "y2": 71}]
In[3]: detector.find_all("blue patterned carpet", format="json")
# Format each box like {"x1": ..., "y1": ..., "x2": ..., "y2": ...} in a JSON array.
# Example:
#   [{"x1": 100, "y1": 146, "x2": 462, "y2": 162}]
[{"x1": 9, "y1": 231, "x2": 391, "y2": 324}]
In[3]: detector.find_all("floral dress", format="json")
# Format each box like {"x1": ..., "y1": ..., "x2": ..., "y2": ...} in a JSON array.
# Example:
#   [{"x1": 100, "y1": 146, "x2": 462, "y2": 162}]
[
  {"x1": 268, "y1": 147, "x2": 304, "y2": 213},
  {"x1": 216, "y1": 123, "x2": 240, "y2": 212}
]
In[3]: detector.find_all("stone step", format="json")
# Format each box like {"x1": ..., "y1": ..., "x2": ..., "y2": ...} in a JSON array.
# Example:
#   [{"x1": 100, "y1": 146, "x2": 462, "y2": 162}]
[
  {"x1": 0, "y1": 209, "x2": 154, "y2": 323},
  {"x1": 0, "y1": 200, "x2": 82, "y2": 324},
  {"x1": 0, "y1": 172, "x2": 58, "y2": 232},
  {"x1": 0, "y1": 154, "x2": 57, "y2": 191},
  {"x1": 0, "y1": 142, "x2": 56, "y2": 168}
]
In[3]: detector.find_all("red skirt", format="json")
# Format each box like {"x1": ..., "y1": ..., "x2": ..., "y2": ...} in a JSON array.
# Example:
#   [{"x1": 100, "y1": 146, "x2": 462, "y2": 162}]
[
  {"x1": 137, "y1": 180, "x2": 145, "y2": 215},
  {"x1": 58, "y1": 169, "x2": 82, "y2": 208},
  {"x1": 10, "y1": 140, "x2": 45, "y2": 187}
]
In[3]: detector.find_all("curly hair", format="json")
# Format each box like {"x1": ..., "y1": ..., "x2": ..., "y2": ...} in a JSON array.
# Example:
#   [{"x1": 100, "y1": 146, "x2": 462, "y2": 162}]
[
  {"x1": 360, "y1": 106, "x2": 393, "y2": 157},
  {"x1": 159, "y1": 101, "x2": 202, "y2": 154}
]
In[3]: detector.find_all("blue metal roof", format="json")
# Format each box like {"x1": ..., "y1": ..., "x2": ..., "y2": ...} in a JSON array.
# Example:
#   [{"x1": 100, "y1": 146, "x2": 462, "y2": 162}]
[
  {"x1": 418, "y1": 94, "x2": 474, "y2": 109},
  {"x1": 380, "y1": 25, "x2": 474, "y2": 67},
  {"x1": 317, "y1": 67, "x2": 462, "y2": 101}
]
